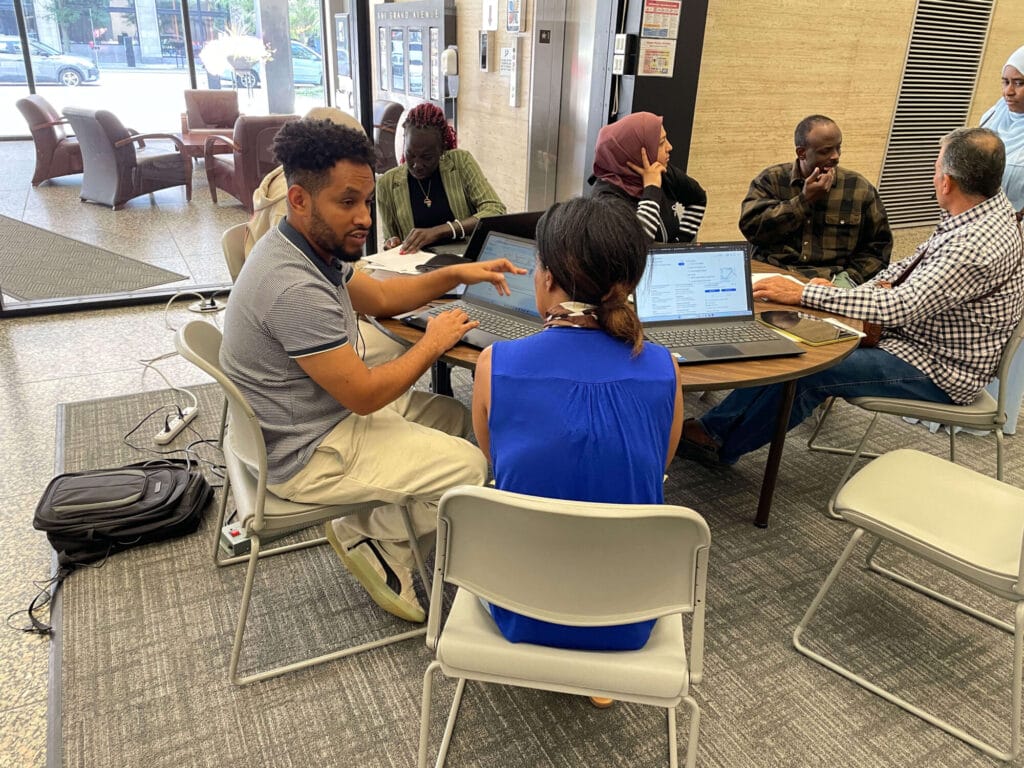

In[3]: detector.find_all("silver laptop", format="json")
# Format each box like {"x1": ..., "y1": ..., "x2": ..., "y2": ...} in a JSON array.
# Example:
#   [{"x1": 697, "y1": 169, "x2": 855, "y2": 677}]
[
  {"x1": 635, "y1": 242, "x2": 804, "y2": 364},
  {"x1": 402, "y1": 232, "x2": 542, "y2": 349}
]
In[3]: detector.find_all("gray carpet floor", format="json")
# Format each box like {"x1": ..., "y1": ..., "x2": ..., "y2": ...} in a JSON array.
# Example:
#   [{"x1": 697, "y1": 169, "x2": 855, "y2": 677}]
[
  {"x1": 51, "y1": 375, "x2": 1024, "y2": 767},
  {"x1": 0, "y1": 214, "x2": 187, "y2": 301}
]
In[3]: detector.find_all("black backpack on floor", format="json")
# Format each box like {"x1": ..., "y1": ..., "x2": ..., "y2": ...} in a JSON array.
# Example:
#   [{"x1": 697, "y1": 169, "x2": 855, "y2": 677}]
[
  {"x1": 23, "y1": 458, "x2": 212, "y2": 635},
  {"x1": 33, "y1": 458, "x2": 213, "y2": 569}
]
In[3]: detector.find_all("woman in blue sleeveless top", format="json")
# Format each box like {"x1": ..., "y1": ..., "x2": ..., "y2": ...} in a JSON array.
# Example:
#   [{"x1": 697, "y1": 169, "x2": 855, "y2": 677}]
[{"x1": 472, "y1": 195, "x2": 684, "y2": 655}]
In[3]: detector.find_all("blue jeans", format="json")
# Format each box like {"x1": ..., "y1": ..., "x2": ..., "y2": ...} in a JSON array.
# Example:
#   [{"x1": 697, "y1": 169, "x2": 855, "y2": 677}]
[{"x1": 699, "y1": 348, "x2": 954, "y2": 464}]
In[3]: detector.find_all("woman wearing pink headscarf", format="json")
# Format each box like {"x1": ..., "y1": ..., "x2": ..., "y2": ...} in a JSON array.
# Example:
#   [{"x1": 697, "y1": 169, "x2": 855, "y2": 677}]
[{"x1": 589, "y1": 112, "x2": 706, "y2": 242}]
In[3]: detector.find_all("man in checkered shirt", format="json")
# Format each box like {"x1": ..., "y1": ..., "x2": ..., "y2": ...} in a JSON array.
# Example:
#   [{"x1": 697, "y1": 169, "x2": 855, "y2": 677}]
[
  {"x1": 681, "y1": 127, "x2": 1024, "y2": 466},
  {"x1": 740, "y1": 115, "x2": 893, "y2": 287}
]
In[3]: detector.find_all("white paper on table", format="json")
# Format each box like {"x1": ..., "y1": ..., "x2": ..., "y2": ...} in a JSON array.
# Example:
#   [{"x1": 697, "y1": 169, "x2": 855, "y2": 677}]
[
  {"x1": 750, "y1": 272, "x2": 805, "y2": 287},
  {"x1": 362, "y1": 245, "x2": 433, "y2": 275}
]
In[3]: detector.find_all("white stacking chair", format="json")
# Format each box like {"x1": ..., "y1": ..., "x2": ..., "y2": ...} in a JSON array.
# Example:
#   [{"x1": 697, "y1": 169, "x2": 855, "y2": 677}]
[
  {"x1": 418, "y1": 485, "x2": 711, "y2": 768},
  {"x1": 794, "y1": 448, "x2": 1024, "y2": 761},
  {"x1": 221, "y1": 221, "x2": 247, "y2": 282},
  {"x1": 175, "y1": 320, "x2": 431, "y2": 685},
  {"x1": 807, "y1": 314, "x2": 1024, "y2": 517}
]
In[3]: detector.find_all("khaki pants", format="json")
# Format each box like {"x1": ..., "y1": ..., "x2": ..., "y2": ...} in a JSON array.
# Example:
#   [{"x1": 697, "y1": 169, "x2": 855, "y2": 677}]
[{"x1": 268, "y1": 390, "x2": 487, "y2": 569}]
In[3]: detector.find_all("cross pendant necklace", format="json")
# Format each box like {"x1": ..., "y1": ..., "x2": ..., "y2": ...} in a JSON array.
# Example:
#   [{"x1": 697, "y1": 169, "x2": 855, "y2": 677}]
[{"x1": 415, "y1": 177, "x2": 433, "y2": 207}]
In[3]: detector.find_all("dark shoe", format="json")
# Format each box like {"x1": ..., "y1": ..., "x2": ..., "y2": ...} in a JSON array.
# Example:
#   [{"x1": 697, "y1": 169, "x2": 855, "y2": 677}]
[
  {"x1": 677, "y1": 418, "x2": 722, "y2": 466},
  {"x1": 325, "y1": 522, "x2": 426, "y2": 623}
]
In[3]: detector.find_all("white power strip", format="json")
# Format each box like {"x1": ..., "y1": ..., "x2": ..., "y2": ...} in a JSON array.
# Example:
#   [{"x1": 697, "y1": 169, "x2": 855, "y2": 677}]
[{"x1": 154, "y1": 406, "x2": 199, "y2": 445}]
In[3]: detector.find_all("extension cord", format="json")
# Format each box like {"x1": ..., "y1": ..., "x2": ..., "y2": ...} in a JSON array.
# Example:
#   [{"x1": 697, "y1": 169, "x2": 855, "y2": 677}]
[
  {"x1": 188, "y1": 299, "x2": 226, "y2": 313},
  {"x1": 154, "y1": 406, "x2": 199, "y2": 445}
]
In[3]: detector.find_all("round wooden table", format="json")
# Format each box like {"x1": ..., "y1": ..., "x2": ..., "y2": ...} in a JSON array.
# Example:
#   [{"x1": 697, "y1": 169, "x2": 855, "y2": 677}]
[{"x1": 369, "y1": 264, "x2": 859, "y2": 527}]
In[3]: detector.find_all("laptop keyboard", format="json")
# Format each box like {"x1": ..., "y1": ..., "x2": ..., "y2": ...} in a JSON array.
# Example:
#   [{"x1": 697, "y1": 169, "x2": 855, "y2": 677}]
[
  {"x1": 428, "y1": 302, "x2": 537, "y2": 340},
  {"x1": 646, "y1": 321, "x2": 781, "y2": 348}
]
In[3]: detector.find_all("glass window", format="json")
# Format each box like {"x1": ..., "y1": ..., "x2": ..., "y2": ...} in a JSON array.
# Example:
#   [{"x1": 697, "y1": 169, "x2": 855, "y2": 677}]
[{"x1": 390, "y1": 27, "x2": 404, "y2": 92}]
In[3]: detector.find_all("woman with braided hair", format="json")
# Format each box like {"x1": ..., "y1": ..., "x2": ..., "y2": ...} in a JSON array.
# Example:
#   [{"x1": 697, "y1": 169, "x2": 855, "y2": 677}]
[
  {"x1": 377, "y1": 103, "x2": 505, "y2": 252},
  {"x1": 471, "y1": 196, "x2": 683, "y2": 662}
]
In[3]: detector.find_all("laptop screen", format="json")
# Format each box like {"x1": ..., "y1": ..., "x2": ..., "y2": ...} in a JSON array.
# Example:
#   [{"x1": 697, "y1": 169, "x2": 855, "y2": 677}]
[
  {"x1": 635, "y1": 243, "x2": 753, "y2": 323},
  {"x1": 463, "y1": 232, "x2": 539, "y2": 317}
]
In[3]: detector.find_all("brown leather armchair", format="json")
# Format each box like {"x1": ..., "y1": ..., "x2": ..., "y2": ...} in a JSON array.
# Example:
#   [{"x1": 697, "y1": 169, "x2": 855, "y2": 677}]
[
  {"x1": 180, "y1": 90, "x2": 239, "y2": 158},
  {"x1": 373, "y1": 100, "x2": 403, "y2": 174},
  {"x1": 63, "y1": 107, "x2": 193, "y2": 210},
  {"x1": 16, "y1": 95, "x2": 84, "y2": 186},
  {"x1": 203, "y1": 114, "x2": 297, "y2": 213}
]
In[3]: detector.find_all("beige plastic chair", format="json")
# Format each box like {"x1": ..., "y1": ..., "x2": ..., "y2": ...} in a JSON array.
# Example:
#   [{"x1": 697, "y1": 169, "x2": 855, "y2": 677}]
[
  {"x1": 174, "y1": 320, "x2": 430, "y2": 685},
  {"x1": 221, "y1": 221, "x2": 247, "y2": 282},
  {"x1": 794, "y1": 448, "x2": 1024, "y2": 761},
  {"x1": 807, "y1": 314, "x2": 1024, "y2": 517},
  {"x1": 418, "y1": 485, "x2": 711, "y2": 768}
]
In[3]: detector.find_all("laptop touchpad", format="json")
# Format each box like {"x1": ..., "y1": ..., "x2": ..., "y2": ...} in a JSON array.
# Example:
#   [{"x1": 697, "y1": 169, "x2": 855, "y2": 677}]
[{"x1": 702, "y1": 344, "x2": 741, "y2": 358}]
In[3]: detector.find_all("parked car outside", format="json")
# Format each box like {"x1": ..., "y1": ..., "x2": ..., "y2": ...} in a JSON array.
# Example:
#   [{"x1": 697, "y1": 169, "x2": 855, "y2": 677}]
[
  {"x1": 220, "y1": 40, "x2": 323, "y2": 88},
  {"x1": 0, "y1": 35, "x2": 99, "y2": 86}
]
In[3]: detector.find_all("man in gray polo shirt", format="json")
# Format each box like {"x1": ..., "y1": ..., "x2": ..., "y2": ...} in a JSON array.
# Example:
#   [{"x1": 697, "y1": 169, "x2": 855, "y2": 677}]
[{"x1": 221, "y1": 119, "x2": 523, "y2": 623}]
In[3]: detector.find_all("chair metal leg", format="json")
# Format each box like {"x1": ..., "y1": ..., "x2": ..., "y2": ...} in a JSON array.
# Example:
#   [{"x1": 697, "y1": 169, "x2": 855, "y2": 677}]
[
  {"x1": 217, "y1": 397, "x2": 228, "y2": 449},
  {"x1": 864, "y1": 538, "x2": 1013, "y2": 634},
  {"x1": 681, "y1": 695, "x2": 701, "y2": 768},
  {"x1": 211, "y1": 474, "x2": 232, "y2": 565},
  {"x1": 667, "y1": 706, "x2": 677, "y2": 768},
  {"x1": 419, "y1": 660, "x2": 440, "y2": 768},
  {"x1": 825, "y1": 414, "x2": 880, "y2": 519},
  {"x1": 401, "y1": 505, "x2": 432, "y2": 595},
  {"x1": 807, "y1": 397, "x2": 882, "y2": 460},
  {"x1": 435, "y1": 677, "x2": 467, "y2": 768},
  {"x1": 228, "y1": 529, "x2": 427, "y2": 686},
  {"x1": 996, "y1": 429, "x2": 1005, "y2": 481},
  {"x1": 796, "y1": 528, "x2": 1024, "y2": 761}
]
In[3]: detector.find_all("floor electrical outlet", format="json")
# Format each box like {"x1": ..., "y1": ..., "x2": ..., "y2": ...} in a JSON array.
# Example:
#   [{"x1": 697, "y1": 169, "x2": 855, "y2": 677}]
[{"x1": 154, "y1": 405, "x2": 199, "y2": 445}]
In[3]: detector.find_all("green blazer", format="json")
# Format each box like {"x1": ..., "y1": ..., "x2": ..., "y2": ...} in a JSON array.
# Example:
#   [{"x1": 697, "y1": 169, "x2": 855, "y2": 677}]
[{"x1": 376, "y1": 149, "x2": 506, "y2": 240}]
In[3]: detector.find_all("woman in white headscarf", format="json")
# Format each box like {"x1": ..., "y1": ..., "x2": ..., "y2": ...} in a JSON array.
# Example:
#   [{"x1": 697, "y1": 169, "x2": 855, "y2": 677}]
[
  {"x1": 980, "y1": 44, "x2": 1024, "y2": 218},
  {"x1": 981, "y1": 45, "x2": 1024, "y2": 433}
]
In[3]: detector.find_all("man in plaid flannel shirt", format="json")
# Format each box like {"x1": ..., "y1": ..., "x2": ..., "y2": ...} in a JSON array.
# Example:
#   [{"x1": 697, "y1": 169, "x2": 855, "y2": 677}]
[
  {"x1": 740, "y1": 115, "x2": 893, "y2": 287},
  {"x1": 681, "y1": 127, "x2": 1023, "y2": 466}
]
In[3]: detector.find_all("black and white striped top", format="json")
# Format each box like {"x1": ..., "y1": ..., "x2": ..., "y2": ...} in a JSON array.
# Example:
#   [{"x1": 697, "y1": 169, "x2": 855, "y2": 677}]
[{"x1": 591, "y1": 164, "x2": 707, "y2": 243}]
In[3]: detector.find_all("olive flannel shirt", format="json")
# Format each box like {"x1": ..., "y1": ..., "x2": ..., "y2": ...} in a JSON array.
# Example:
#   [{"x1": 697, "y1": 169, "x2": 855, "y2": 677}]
[{"x1": 739, "y1": 162, "x2": 893, "y2": 284}]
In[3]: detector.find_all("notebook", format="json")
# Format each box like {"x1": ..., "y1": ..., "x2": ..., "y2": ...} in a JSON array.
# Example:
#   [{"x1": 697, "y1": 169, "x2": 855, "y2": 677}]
[
  {"x1": 635, "y1": 242, "x2": 805, "y2": 364},
  {"x1": 419, "y1": 211, "x2": 546, "y2": 269},
  {"x1": 402, "y1": 232, "x2": 542, "y2": 349}
]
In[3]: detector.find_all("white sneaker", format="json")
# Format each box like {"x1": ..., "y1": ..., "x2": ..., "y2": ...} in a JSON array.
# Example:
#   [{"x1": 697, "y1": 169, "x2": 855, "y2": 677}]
[{"x1": 325, "y1": 521, "x2": 426, "y2": 623}]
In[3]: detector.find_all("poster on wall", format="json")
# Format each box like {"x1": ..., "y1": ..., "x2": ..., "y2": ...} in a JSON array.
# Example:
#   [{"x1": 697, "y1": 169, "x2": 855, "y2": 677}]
[
  {"x1": 430, "y1": 27, "x2": 440, "y2": 99},
  {"x1": 390, "y1": 28, "x2": 405, "y2": 92},
  {"x1": 378, "y1": 27, "x2": 388, "y2": 89},
  {"x1": 505, "y1": 0, "x2": 523, "y2": 33},
  {"x1": 640, "y1": 0, "x2": 681, "y2": 39},
  {"x1": 638, "y1": 38, "x2": 675, "y2": 77},
  {"x1": 408, "y1": 28, "x2": 424, "y2": 96},
  {"x1": 482, "y1": 0, "x2": 499, "y2": 31}
]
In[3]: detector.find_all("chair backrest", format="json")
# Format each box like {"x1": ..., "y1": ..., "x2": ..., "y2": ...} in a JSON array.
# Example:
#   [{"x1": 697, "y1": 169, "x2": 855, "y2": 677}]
[
  {"x1": 63, "y1": 106, "x2": 137, "y2": 173},
  {"x1": 431, "y1": 485, "x2": 711, "y2": 633},
  {"x1": 230, "y1": 114, "x2": 298, "y2": 201},
  {"x1": 183, "y1": 89, "x2": 240, "y2": 130},
  {"x1": 993, "y1": 311, "x2": 1024, "y2": 424},
  {"x1": 222, "y1": 222, "x2": 248, "y2": 281},
  {"x1": 372, "y1": 100, "x2": 403, "y2": 173},
  {"x1": 173, "y1": 321, "x2": 264, "y2": 475},
  {"x1": 16, "y1": 95, "x2": 67, "y2": 149}
]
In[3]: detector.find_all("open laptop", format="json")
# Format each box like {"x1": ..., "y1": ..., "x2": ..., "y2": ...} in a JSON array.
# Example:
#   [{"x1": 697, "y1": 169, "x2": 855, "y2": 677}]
[
  {"x1": 635, "y1": 242, "x2": 805, "y2": 364},
  {"x1": 402, "y1": 232, "x2": 542, "y2": 349},
  {"x1": 420, "y1": 211, "x2": 545, "y2": 268}
]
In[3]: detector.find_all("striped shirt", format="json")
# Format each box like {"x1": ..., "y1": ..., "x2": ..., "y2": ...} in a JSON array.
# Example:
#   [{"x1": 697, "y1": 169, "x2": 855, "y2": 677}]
[
  {"x1": 220, "y1": 219, "x2": 359, "y2": 484},
  {"x1": 802, "y1": 191, "x2": 1024, "y2": 404},
  {"x1": 592, "y1": 164, "x2": 706, "y2": 243},
  {"x1": 740, "y1": 162, "x2": 893, "y2": 284}
]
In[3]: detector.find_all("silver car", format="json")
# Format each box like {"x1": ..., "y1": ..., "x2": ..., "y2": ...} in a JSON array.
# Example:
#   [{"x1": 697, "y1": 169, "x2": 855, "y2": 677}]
[{"x1": 0, "y1": 36, "x2": 100, "y2": 86}]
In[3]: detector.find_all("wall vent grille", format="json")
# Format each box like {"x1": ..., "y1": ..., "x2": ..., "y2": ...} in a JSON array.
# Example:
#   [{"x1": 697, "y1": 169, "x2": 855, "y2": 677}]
[{"x1": 876, "y1": 0, "x2": 994, "y2": 228}]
